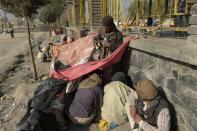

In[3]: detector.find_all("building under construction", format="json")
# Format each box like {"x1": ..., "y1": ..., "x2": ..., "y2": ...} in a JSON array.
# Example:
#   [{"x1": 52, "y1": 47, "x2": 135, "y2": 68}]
[{"x1": 64, "y1": 0, "x2": 196, "y2": 35}]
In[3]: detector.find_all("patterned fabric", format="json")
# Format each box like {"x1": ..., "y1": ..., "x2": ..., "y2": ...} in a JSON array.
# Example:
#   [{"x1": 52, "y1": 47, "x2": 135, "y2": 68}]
[
  {"x1": 51, "y1": 34, "x2": 96, "y2": 66},
  {"x1": 178, "y1": 0, "x2": 187, "y2": 13},
  {"x1": 98, "y1": 119, "x2": 109, "y2": 131},
  {"x1": 103, "y1": 30, "x2": 123, "y2": 52},
  {"x1": 91, "y1": 30, "x2": 123, "y2": 61},
  {"x1": 93, "y1": 29, "x2": 123, "y2": 52},
  {"x1": 98, "y1": 119, "x2": 119, "y2": 131}
]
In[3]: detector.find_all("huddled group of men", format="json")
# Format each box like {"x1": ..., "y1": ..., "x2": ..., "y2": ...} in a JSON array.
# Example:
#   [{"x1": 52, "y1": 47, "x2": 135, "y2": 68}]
[
  {"x1": 17, "y1": 16, "x2": 171, "y2": 131},
  {"x1": 49, "y1": 71, "x2": 171, "y2": 131}
]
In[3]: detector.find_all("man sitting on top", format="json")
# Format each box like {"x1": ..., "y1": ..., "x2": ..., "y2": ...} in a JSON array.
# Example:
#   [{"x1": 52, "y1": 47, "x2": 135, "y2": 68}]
[
  {"x1": 126, "y1": 79, "x2": 170, "y2": 131},
  {"x1": 92, "y1": 15, "x2": 123, "y2": 60}
]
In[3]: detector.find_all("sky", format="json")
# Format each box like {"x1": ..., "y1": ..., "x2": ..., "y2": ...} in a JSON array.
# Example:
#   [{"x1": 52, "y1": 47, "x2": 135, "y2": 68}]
[
  {"x1": 0, "y1": 9, "x2": 14, "y2": 20},
  {"x1": 124, "y1": 0, "x2": 132, "y2": 9},
  {"x1": 0, "y1": 0, "x2": 133, "y2": 20}
]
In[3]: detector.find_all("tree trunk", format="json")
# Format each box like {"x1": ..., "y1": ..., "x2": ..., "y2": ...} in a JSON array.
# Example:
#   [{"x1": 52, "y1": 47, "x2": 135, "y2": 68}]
[
  {"x1": 4, "y1": 10, "x2": 7, "y2": 30},
  {"x1": 26, "y1": 18, "x2": 38, "y2": 80},
  {"x1": 48, "y1": 22, "x2": 52, "y2": 37},
  {"x1": 165, "y1": 0, "x2": 169, "y2": 14},
  {"x1": 58, "y1": 18, "x2": 62, "y2": 28},
  {"x1": 142, "y1": 0, "x2": 147, "y2": 16},
  {"x1": 149, "y1": 0, "x2": 152, "y2": 16},
  {"x1": 136, "y1": 0, "x2": 140, "y2": 26}
]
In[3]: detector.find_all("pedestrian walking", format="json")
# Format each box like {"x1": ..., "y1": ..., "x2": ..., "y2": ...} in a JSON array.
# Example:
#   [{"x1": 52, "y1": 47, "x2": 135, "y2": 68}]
[{"x1": 10, "y1": 28, "x2": 15, "y2": 39}]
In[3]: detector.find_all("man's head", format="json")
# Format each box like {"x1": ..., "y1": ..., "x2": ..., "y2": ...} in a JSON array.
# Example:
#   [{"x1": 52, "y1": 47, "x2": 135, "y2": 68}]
[
  {"x1": 111, "y1": 72, "x2": 127, "y2": 85},
  {"x1": 102, "y1": 15, "x2": 116, "y2": 33},
  {"x1": 67, "y1": 36, "x2": 73, "y2": 43},
  {"x1": 80, "y1": 72, "x2": 103, "y2": 88},
  {"x1": 136, "y1": 79, "x2": 158, "y2": 102}
]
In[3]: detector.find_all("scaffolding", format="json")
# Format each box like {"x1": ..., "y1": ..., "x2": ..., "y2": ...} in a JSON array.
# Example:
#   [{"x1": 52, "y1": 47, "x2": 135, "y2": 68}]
[{"x1": 126, "y1": 0, "x2": 191, "y2": 32}]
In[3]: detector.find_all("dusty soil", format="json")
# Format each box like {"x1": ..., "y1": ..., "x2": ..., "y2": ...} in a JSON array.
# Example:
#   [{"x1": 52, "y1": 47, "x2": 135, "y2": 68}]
[
  {"x1": 0, "y1": 32, "x2": 130, "y2": 131},
  {"x1": 0, "y1": 32, "x2": 51, "y2": 131}
]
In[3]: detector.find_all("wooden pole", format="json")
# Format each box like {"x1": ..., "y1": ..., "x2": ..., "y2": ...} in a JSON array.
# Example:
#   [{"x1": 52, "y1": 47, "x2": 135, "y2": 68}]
[
  {"x1": 148, "y1": 0, "x2": 152, "y2": 16},
  {"x1": 174, "y1": 0, "x2": 178, "y2": 15},
  {"x1": 88, "y1": 0, "x2": 91, "y2": 24},
  {"x1": 47, "y1": 21, "x2": 52, "y2": 37},
  {"x1": 102, "y1": 0, "x2": 107, "y2": 16},
  {"x1": 156, "y1": 0, "x2": 160, "y2": 15},
  {"x1": 136, "y1": 0, "x2": 140, "y2": 26},
  {"x1": 142, "y1": 0, "x2": 146, "y2": 17},
  {"x1": 169, "y1": 0, "x2": 173, "y2": 17},
  {"x1": 106, "y1": 0, "x2": 108, "y2": 15},
  {"x1": 165, "y1": 0, "x2": 169, "y2": 14},
  {"x1": 157, "y1": 0, "x2": 162, "y2": 24},
  {"x1": 101, "y1": 0, "x2": 104, "y2": 16},
  {"x1": 80, "y1": 0, "x2": 85, "y2": 27},
  {"x1": 4, "y1": 9, "x2": 7, "y2": 29},
  {"x1": 26, "y1": 18, "x2": 38, "y2": 80},
  {"x1": 111, "y1": 0, "x2": 113, "y2": 16}
]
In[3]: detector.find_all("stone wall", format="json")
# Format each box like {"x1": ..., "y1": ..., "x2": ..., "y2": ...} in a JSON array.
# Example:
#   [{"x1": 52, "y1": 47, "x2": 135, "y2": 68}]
[
  {"x1": 127, "y1": 48, "x2": 197, "y2": 131},
  {"x1": 188, "y1": 1, "x2": 197, "y2": 35}
]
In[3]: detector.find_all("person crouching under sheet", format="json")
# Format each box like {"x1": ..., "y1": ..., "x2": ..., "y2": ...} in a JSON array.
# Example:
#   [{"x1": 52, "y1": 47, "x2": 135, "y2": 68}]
[
  {"x1": 125, "y1": 79, "x2": 170, "y2": 131},
  {"x1": 67, "y1": 36, "x2": 73, "y2": 44},
  {"x1": 68, "y1": 72, "x2": 104, "y2": 125},
  {"x1": 100, "y1": 72, "x2": 132, "y2": 130},
  {"x1": 62, "y1": 35, "x2": 74, "y2": 45}
]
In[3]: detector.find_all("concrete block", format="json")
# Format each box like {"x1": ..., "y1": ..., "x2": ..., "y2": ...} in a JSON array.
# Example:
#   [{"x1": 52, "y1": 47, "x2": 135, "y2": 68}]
[
  {"x1": 191, "y1": 4, "x2": 197, "y2": 14},
  {"x1": 189, "y1": 15, "x2": 197, "y2": 24},
  {"x1": 187, "y1": 35, "x2": 197, "y2": 43},
  {"x1": 190, "y1": 0, "x2": 197, "y2": 3},
  {"x1": 188, "y1": 25, "x2": 197, "y2": 34}
]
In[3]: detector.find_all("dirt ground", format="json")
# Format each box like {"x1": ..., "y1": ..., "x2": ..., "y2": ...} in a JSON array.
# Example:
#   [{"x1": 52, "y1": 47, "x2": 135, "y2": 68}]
[
  {"x1": 0, "y1": 32, "x2": 50, "y2": 131},
  {"x1": 0, "y1": 32, "x2": 130, "y2": 131}
]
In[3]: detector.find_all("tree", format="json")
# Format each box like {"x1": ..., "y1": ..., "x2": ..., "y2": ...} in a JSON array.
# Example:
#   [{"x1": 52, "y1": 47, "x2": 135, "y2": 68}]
[
  {"x1": 0, "y1": 0, "x2": 49, "y2": 80},
  {"x1": 39, "y1": 0, "x2": 66, "y2": 35},
  {"x1": 39, "y1": 4, "x2": 56, "y2": 36}
]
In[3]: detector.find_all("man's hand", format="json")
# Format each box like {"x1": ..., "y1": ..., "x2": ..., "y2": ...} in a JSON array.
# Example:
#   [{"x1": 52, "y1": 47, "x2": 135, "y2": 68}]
[
  {"x1": 130, "y1": 105, "x2": 137, "y2": 118},
  {"x1": 134, "y1": 114, "x2": 142, "y2": 124}
]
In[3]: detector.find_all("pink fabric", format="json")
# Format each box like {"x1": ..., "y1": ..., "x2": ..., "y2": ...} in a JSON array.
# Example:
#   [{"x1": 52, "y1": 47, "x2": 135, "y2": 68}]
[
  {"x1": 51, "y1": 36, "x2": 133, "y2": 81},
  {"x1": 54, "y1": 34, "x2": 96, "y2": 66}
]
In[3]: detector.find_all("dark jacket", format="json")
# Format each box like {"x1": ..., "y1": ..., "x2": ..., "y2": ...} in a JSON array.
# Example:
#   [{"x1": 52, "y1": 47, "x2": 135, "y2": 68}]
[
  {"x1": 16, "y1": 78, "x2": 67, "y2": 131},
  {"x1": 136, "y1": 96, "x2": 169, "y2": 127}
]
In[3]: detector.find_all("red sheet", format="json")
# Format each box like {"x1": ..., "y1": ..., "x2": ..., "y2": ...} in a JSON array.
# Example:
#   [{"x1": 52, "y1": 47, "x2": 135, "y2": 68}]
[{"x1": 51, "y1": 36, "x2": 133, "y2": 81}]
